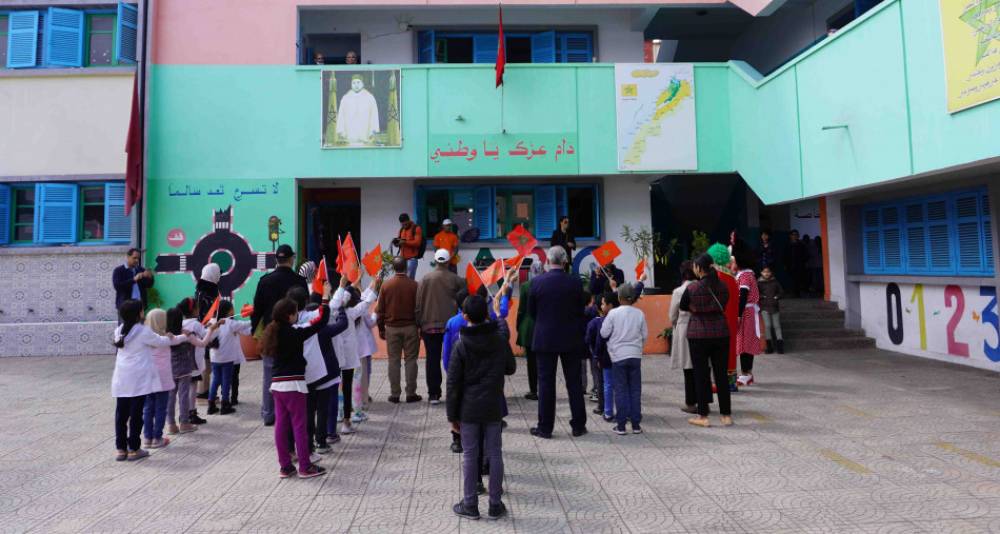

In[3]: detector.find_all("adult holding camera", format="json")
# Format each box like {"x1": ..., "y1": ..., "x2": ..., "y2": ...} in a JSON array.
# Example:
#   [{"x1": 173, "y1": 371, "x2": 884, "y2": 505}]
[{"x1": 394, "y1": 213, "x2": 424, "y2": 279}]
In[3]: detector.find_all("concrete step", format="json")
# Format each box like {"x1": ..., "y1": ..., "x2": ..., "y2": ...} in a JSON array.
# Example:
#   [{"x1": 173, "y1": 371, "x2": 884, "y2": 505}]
[
  {"x1": 782, "y1": 336, "x2": 876, "y2": 352},
  {"x1": 779, "y1": 298, "x2": 839, "y2": 312},
  {"x1": 783, "y1": 328, "x2": 867, "y2": 339},
  {"x1": 771, "y1": 308, "x2": 845, "y2": 322},
  {"x1": 780, "y1": 319, "x2": 848, "y2": 330}
]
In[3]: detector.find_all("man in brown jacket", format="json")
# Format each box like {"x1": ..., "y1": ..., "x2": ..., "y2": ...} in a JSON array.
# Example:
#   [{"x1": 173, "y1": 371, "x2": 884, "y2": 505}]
[
  {"x1": 377, "y1": 257, "x2": 422, "y2": 403},
  {"x1": 416, "y1": 248, "x2": 465, "y2": 404}
]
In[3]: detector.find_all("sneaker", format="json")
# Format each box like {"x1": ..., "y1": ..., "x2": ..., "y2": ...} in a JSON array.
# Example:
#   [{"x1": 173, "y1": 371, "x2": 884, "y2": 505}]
[
  {"x1": 524, "y1": 392, "x2": 538, "y2": 400},
  {"x1": 453, "y1": 501, "x2": 480, "y2": 520},
  {"x1": 736, "y1": 375, "x2": 752, "y2": 387},
  {"x1": 571, "y1": 427, "x2": 588, "y2": 437},
  {"x1": 326, "y1": 434, "x2": 341, "y2": 445},
  {"x1": 405, "y1": 394, "x2": 423, "y2": 403},
  {"x1": 429, "y1": 397, "x2": 442, "y2": 406},
  {"x1": 351, "y1": 412, "x2": 368, "y2": 424},
  {"x1": 632, "y1": 425, "x2": 643, "y2": 434},
  {"x1": 166, "y1": 424, "x2": 179, "y2": 435},
  {"x1": 127, "y1": 449, "x2": 150, "y2": 461},
  {"x1": 612, "y1": 425, "x2": 627, "y2": 436},
  {"x1": 602, "y1": 414, "x2": 615, "y2": 422},
  {"x1": 148, "y1": 438, "x2": 170, "y2": 449},
  {"x1": 299, "y1": 464, "x2": 327, "y2": 479},
  {"x1": 220, "y1": 403, "x2": 235, "y2": 415},
  {"x1": 745, "y1": 373, "x2": 755, "y2": 386},
  {"x1": 189, "y1": 412, "x2": 207, "y2": 425},
  {"x1": 340, "y1": 423, "x2": 356, "y2": 435},
  {"x1": 178, "y1": 423, "x2": 198, "y2": 433},
  {"x1": 529, "y1": 427, "x2": 552, "y2": 439},
  {"x1": 388, "y1": 396, "x2": 401, "y2": 404},
  {"x1": 310, "y1": 453, "x2": 322, "y2": 464},
  {"x1": 115, "y1": 449, "x2": 127, "y2": 462},
  {"x1": 207, "y1": 401, "x2": 219, "y2": 415},
  {"x1": 279, "y1": 465, "x2": 296, "y2": 478},
  {"x1": 316, "y1": 444, "x2": 331, "y2": 454},
  {"x1": 142, "y1": 439, "x2": 153, "y2": 448},
  {"x1": 487, "y1": 502, "x2": 508, "y2": 520}
]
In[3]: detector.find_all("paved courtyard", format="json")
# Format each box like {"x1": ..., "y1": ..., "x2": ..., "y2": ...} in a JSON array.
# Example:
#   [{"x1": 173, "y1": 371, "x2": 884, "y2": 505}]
[{"x1": 0, "y1": 348, "x2": 998, "y2": 534}]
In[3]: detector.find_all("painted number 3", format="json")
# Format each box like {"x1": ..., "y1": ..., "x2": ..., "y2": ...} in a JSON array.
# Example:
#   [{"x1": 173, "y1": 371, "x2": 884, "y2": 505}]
[{"x1": 981, "y1": 286, "x2": 1000, "y2": 362}]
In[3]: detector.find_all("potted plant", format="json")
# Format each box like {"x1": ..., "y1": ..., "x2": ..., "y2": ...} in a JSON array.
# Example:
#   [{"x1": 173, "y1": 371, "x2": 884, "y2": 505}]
[
  {"x1": 658, "y1": 326, "x2": 673, "y2": 355},
  {"x1": 620, "y1": 225, "x2": 678, "y2": 292}
]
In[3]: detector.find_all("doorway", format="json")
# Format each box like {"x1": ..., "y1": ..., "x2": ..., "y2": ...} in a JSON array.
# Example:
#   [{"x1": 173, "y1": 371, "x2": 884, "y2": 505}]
[{"x1": 302, "y1": 187, "x2": 361, "y2": 284}]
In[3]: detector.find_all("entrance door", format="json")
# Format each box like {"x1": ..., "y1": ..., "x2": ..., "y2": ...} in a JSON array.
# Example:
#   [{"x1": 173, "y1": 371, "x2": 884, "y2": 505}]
[{"x1": 302, "y1": 187, "x2": 361, "y2": 284}]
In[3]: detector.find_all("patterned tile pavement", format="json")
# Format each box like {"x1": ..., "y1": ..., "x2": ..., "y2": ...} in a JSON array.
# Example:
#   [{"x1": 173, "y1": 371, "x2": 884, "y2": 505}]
[{"x1": 0, "y1": 348, "x2": 998, "y2": 533}]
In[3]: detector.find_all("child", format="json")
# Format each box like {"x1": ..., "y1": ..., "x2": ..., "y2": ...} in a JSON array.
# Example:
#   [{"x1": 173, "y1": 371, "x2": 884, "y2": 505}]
[
  {"x1": 448, "y1": 295, "x2": 515, "y2": 521},
  {"x1": 178, "y1": 298, "x2": 209, "y2": 425},
  {"x1": 352, "y1": 281, "x2": 379, "y2": 424},
  {"x1": 600, "y1": 283, "x2": 648, "y2": 435},
  {"x1": 758, "y1": 267, "x2": 784, "y2": 355},
  {"x1": 331, "y1": 279, "x2": 377, "y2": 436},
  {"x1": 167, "y1": 300, "x2": 219, "y2": 433},
  {"x1": 259, "y1": 290, "x2": 331, "y2": 479},
  {"x1": 585, "y1": 292, "x2": 616, "y2": 423},
  {"x1": 207, "y1": 301, "x2": 251, "y2": 415},
  {"x1": 111, "y1": 300, "x2": 187, "y2": 461},
  {"x1": 314, "y1": 295, "x2": 348, "y2": 453},
  {"x1": 732, "y1": 241, "x2": 763, "y2": 387},
  {"x1": 288, "y1": 286, "x2": 333, "y2": 461},
  {"x1": 143, "y1": 309, "x2": 175, "y2": 449}
]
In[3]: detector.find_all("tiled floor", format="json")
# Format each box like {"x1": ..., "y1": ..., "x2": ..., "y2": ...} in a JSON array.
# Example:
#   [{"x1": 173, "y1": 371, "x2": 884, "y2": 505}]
[{"x1": 0, "y1": 348, "x2": 998, "y2": 533}]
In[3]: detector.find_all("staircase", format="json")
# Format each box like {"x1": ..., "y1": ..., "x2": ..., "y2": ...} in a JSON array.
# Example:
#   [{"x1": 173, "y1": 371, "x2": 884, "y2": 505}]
[{"x1": 778, "y1": 298, "x2": 875, "y2": 352}]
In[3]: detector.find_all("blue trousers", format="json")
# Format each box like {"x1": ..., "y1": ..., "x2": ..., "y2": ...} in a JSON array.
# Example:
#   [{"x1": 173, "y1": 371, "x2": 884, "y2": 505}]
[
  {"x1": 406, "y1": 258, "x2": 418, "y2": 279},
  {"x1": 602, "y1": 368, "x2": 614, "y2": 417},
  {"x1": 461, "y1": 422, "x2": 503, "y2": 507},
  {"x1": 142, "y1": 391, "x2": 168, "y2": 440},
  {"x1": 210, "y1": 362, "x2": 235, "y2": 403},
  {"x1": 612, "y1": 358, "x2": 642, "y2": 429}
]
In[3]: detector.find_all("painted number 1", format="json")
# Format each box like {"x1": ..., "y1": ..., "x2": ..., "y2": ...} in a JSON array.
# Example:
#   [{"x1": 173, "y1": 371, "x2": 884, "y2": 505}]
[
  {"x1": 944, "y1": 285, "x2": 969, "y2": 357},
  {"x1": 909, "y1": 284, "x2": 927, "y2": 350}
]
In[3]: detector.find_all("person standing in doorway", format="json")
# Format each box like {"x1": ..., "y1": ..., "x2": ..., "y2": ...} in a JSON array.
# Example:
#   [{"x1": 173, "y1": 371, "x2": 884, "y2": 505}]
[
  {"x1": 377, "y1": 257, "x2": 422, "y2": 403},
  {"x1": 395, "y1": 213, "x2": 424, "y2": 279},
  {"x1": 113, "y1": 248, "x2": 155, "y2": 311},
  {"x1": 758, "y1": 230, "x2": 778, "y2": 274},
  {"x1": 550, "y1": 216, "x2": 576, "y2": 261},
  {"x1": 785, "y1": 230, "x2": 808, "y2": 297},
  {"x1": 416, "y1": 249, "x2": 464, "y2": 405},
  {"x1": 529, "y1": 246, "x2": 589, "y2": 439},
  {"x1": 433, "y1": 219, "x2": 460, "y2": 274},
  {"x1": 251, "y1": 244, "x2": 308, "y2": 426}
]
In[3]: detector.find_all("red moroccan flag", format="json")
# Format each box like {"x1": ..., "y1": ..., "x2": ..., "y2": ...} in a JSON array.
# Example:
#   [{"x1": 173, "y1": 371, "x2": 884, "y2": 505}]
[
  {"x1": 335, "y1": 235, "x2": 344, "y2": 274},
  {"x1": 592, "y1": 241, "x2": 622, "y2": 267},
  {"x1": 503, "y1": 255, "x2": 523, "y2": 269},
  {"x1": 465, "y1": 263, "x2": 483, "y2": 296},
  {"x1": 635, "y1": 258, "x2": 647, "y2": 280},
  {"x1": 480, "y1": 259, "x2": 504, "y2": 287},
  {"x1": 495, "y1": 5, "x2": 506, "y2": 87},
  {"x1": 312, "y1": 257, "x2": 328, "y2": 294},
  {"x1": 201, "y1": 296, "x2": 220, "y2": 326},
  {"x1": 342, "y1": 233, "x2": 361, "y2": 283},
  {"x1": 362, "y1": 244, "x2": 383, "y2": 277},
  {"x1": 507, "y1": 225, "x2": 537, "y2": 257},
  {"x1": 240, "y1": 304, "x2": 254, "y2": 318},
  {"x1": 124, "y1": 76, "x2": 143, "y2": 215}
]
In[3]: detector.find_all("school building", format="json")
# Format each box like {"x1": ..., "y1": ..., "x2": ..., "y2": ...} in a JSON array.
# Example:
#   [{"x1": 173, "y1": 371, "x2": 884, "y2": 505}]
[{"x1": 2, "y1": 0, "x2": 999, "y2": 371}]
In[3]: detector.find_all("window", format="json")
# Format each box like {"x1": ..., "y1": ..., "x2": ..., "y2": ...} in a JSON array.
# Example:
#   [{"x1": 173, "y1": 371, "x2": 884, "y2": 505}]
[
  {"x1": 417, "y1": 30, "x2": 593, "y2": 64},
  {"x1": 3, "y1": 4, "x2": 135, "y2": 69},
  {"x1": 86, "y1": 14, "x2": 115, "y2": 66},
  {"x1": 0, "y1": 181, "x2": 130, "y2": 246},
  {"x1": 416, "y1": 183, "x2": 600, "y2": 243},
  {"x1": 862, "y1": 188, "x2": 993, "y2": 277},
  {"x1": 0, "y1": 16, "x2": 8, "y2": 67}
]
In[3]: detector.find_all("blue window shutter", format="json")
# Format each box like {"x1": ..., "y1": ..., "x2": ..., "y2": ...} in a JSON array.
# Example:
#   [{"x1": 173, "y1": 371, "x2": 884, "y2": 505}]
[
  {"x1": 116, "y1": 2, "x2": 139, "y2": 64},
  {"x1": 954, "y1": 193, "x2": 984, "y2": 274},
  {"x1": 531, "y1": 31, "x2": 556, "y2": 63},
  {"x1": 43, "y1": 7, "x2": 84, "y2": 67},
  {"x1": 473, "y1": 33, "x2": 498, "y2": 64},
  {"x1": 6, "y1": 11, "x2": 39, "y2": 68},
  {"x1": 862, "y1": 208, "x2": 881, "y2": 273},
  {"x1": 983, "y1": 193, "x2": 994, "y2": 274},
  {"x1": 105, "y1": 182, "x2": 131, "y2": 242},
  {"x1": 0, "y1": 184, "x2": 10, "y2": 245},
  {"x1": 560, "y1": 33, "x2": 593, "y2": 63},
  {"x1": 904, "y1": 202, "x2": 927, "y2": 272},
  {"x1": 36, "y1": 183, "x2": 78, "y2": 244},
  {"x1": 473, "y1": 186, "x2": 494, "y2": 239},
  {"x1": 556, "y1": 186, "x2": 567, "y2": 222},
  {"x1": 535, "y1": 185, "x2": 557, "y2": 240},
  {"x1": 926, "y1": 199, "x2": 953, "y2": 272},
  {"x1": 417, "y1": 30, "x2": 435, "y2": 64},
  {"x1": 880, "y1": 206, "x2": 902, "y2": 271}
]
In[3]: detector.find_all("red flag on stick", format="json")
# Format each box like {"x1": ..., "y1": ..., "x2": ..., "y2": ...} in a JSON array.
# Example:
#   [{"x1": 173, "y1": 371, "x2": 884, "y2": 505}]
[
  {"x1": 635, "y1": 258, "x2": 647, "y2": 281},
  {"x1": 592, "y1": 241, "x2": 622, "y2": 267},
  {"x1": 480, "y1": 259, "x2": 505, "y2": 287},
  {"x1": 465, "y1": 263, "x2": 483, "y2": 296},
  {"x1": 335, "y1": 235, "x2": 344, "y2": 274},
  {"x1": 313, "y1": 257, "x2": 328, "y2": 294},
  {"x1": 201, "y1": 296, "x2": 220, "y2": 326},
  {"x1": 124, "y1": 76, "x2": 143, "y2": 215},
  {"x1": 507, "y1": 225, "x2": 537, "y2": 257},
  {"x1": 502, "y1": 255, "x2": 523, "y2": 269},
  {"x1": 362, "y1": 245, "x2": 383, "y2": 278},
  {"x1": 495, "y1": 5, "x2": 506, "y2": 88},
  {"x1": 342, "y1": 233, "x2": 362, "y2": 283},
  {"x1": 240, "y1": 304, "x2": 254, "y2": 318}
]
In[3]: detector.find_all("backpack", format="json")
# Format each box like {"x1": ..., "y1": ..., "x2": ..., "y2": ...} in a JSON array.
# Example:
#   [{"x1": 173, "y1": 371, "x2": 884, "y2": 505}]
[{"x1": 400, "y1": 225, "x2": 428, "y2": 258}]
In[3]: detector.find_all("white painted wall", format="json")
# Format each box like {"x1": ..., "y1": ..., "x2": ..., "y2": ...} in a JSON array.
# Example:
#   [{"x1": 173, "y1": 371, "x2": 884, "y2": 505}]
[
  {"x1": 825, "y1": 194, "x2": 847, "y2": 307},
  {"x1": 602, "y1": 174, "x2": 653, "y2": 286},
  {"x1": 300, "y1": 7, "x2": 645, "y2": 64},
  {"x1": 730, "y1": 0, "x2": 852, "y2": 74},
  {"x1": 0, "y1": 72, "x2": 133, "y2": 177}
]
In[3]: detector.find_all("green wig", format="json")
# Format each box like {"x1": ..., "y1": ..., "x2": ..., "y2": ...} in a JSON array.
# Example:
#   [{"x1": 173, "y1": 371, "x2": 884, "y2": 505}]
[{"x1": 706, "y1": 243, "x2": 731, "y2": 267}]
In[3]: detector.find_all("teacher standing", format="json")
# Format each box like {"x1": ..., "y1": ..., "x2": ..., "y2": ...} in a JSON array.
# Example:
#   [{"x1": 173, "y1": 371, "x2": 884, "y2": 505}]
[{"x1": 550, "y1": 216, "x2": 575, "y2": 261}]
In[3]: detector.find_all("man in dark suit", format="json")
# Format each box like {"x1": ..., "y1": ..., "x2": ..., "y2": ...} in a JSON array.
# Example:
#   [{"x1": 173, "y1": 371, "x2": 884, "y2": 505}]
[
  {"x1": 112, "y1": 248, "x2": 154, "y2": 311},
  {"x1": 529, "y1": 246, "x2": 589, "y2": 439},
  {"x1": 251, "y1": 244, "x2": 308, "y2": 425}
]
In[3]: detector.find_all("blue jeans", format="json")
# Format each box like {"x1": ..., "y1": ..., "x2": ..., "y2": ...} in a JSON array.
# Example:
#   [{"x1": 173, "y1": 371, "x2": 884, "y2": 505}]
[
  {"x1": 602, "y1": 368, "x2": 614, "y2": 417},
  {"x1": 461, "y1": 422, "x2": 504, "y2": 507},
  {"x1": 406, "y1": 258, "x2": 418, "y2": 279},
  {"x1": 210, "y1": 362, "x2": 235, "y2": 403},
  {"x1": 612, "y1": 358, "x2": 642, "y2": 429},
  {"x1": 142, "y1": 391, "x2": 169, "y2": 440},
  {"x1": 262, "y1": 355, "x2": 274, "y2": 423}
]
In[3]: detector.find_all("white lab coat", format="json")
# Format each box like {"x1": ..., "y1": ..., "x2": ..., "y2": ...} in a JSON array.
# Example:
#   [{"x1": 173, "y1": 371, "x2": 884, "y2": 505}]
[
  {"x1": 669, "y1": 280, "x2": 693, "y2": 370},
  {"x1": 332, "y1": 287, "x2": 376, "y2": 371},
  {"x1": 296, "y1": 307, "x2": 329, "y2": 385},
  {"x1": 182, "y1": 318, "x2": 207, "y2": 376},
  {"x1": 357, "y1": 311, "x2": 378, "y2": 358},
  {"x1": 111, "y1": 324, "x2": 184, "y2": 398},
  {"x1": 209, "y1": 319, "x2": 252, "y2": 364}
]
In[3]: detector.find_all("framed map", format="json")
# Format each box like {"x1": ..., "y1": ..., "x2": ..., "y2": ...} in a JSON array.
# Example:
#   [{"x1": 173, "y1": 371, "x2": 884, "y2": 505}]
[{"x1": 614, "y1": 64, "x2": 697, "y2": 171}]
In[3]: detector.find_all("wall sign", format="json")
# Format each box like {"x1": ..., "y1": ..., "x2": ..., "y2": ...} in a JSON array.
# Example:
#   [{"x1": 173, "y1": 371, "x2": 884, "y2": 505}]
[
  {"x1": 939, "y1": 0, "x2": 1000, "y2": 113},
  {"x1": 427, "y1": 134, "x2": 579, "y2": 176},
  {"x1": 615, "y1": 63, "x2": 697, "y2": 171},
  {"x1": 322, "y1": 69, "x2": 402, "y2": 148}
]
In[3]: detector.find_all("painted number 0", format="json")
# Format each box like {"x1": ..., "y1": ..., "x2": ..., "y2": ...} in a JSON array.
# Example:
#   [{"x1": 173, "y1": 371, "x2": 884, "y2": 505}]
[
  {"x1": 886, "y1": 283, "x2": 903, "y2": 345},
  {"x1": 944, "y1": 285, "x2": 969, "y2": 357},
  {"x1": 981, "y1": 286, "x2": 1000, "y2": 362}
]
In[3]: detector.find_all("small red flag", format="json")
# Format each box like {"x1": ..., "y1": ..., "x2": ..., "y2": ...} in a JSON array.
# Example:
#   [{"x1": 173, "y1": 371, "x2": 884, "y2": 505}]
[
  {"x1": 313, "y1": 257, "x2": 328, "y2": 294},
  {"x1": 635, "y1": 258, "x2": 647, "y2": 280},
  {"x1": 465, "y1": 263, "x2": 483, "y2": 296},
  {"x1": 495, "y1": 5, "x2": 506, "y2": 88},
  {"x1": 240, "y1": 304, "x2": 254, "y2": 318},
  {"x1": 342, "y1": 233, "x2": 361, "y2": 284},
  {"x1": 592, "y1": 241, "x2": 622, "y2": 267},
  {"x1": 201, "y1": 296, "x2": 220, "y2": 326},
  {"x1": 507, "y1": 225, "x2": 537, "y2": 257},
  {"x1": 502, "y1": 255, "x2": 523, "y2": 269},
  {"x1": 335, "y1": 235, "x2": 344, "y2": 274},
  {"x1": 124, "y1": 76, "x2": 143, "y2": 215},
  {"x1": 480, "y1": 259, "x2": 504, "y2": 287},
  {"x1": 362, "y1": 245, "x2": 383, "y2": 277}
]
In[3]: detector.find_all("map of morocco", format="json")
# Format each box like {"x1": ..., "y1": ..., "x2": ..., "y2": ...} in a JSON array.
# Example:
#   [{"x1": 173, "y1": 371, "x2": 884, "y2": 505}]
[{"x1": 623, "y1": 78, "x2": 693, "y2": 167}]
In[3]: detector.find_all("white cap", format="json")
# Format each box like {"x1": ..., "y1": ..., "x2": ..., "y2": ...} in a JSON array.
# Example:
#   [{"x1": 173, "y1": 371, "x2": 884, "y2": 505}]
[
  {"x1": 434, "y1": 248, "x2": 451, "y2": 263},
  {"x1": 200, "y1": 263, "x2": 221, "y2": 284},
  {"x1": 442, "y1": 218, "x2": 453, "y2": 226}
]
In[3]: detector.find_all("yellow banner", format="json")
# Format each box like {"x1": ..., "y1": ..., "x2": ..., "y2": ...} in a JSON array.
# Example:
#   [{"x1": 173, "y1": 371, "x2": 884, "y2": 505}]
[{"x1": 940, "y1": 0, "x2": 1000, "y2": 113}]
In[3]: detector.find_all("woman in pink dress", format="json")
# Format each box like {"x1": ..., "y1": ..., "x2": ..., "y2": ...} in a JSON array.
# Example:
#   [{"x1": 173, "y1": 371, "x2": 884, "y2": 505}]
[{"x1": 733, "y1": 240, "x2": 762, "y2": 386}]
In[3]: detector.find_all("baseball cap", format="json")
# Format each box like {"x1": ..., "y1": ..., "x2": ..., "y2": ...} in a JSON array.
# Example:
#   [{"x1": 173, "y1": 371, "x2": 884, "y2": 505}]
[
  {"x1": 442, "y1": 218, "x2": 453, "y2": 226},
  {"x1": 275, "y1": 244, "x2": 295, "y2": 259},
  {"x1": 434, "y1": 248, "x2": 451, "y2": 264}
]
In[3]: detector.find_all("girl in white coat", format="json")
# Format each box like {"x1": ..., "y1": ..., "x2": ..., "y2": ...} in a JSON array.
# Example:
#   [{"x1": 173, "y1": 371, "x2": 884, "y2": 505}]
[
  {"x1": 142, "y1": 309, "x2": 176, "y2": 449},
  {"x1": 352, "y1": 280, "x2": 379, "y2": 424},
  {"x1": 112, "y1": 300, "x2": 187, "y2": 461},
  {"x1": 207, "y1": 300, "x2": 251, "y2": 414},
  {"x1": 332, "y1": 280, "x2": 377, "y2": 435}
]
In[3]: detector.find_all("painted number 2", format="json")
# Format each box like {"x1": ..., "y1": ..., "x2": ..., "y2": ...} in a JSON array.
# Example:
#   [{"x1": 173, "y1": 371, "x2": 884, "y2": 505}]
[
  {"x1": 981, "y1": 286, "x2": 1000, "y2": 362},
  {"x1": 944, "y1": 285, "x2": 969, "y2": 357}
]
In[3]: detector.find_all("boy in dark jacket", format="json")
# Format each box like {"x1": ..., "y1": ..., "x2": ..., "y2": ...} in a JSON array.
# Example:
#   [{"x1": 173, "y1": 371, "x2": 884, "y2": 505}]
[
  {"x1": 758, "y1": 267, "x2": 784, "y2": 354},
  {"x1": 585, "y1": 292, "x2": 617, "y2": 422},
  {"x1": 447, "y1": 295, "x2": 515, "y2": 521}
]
